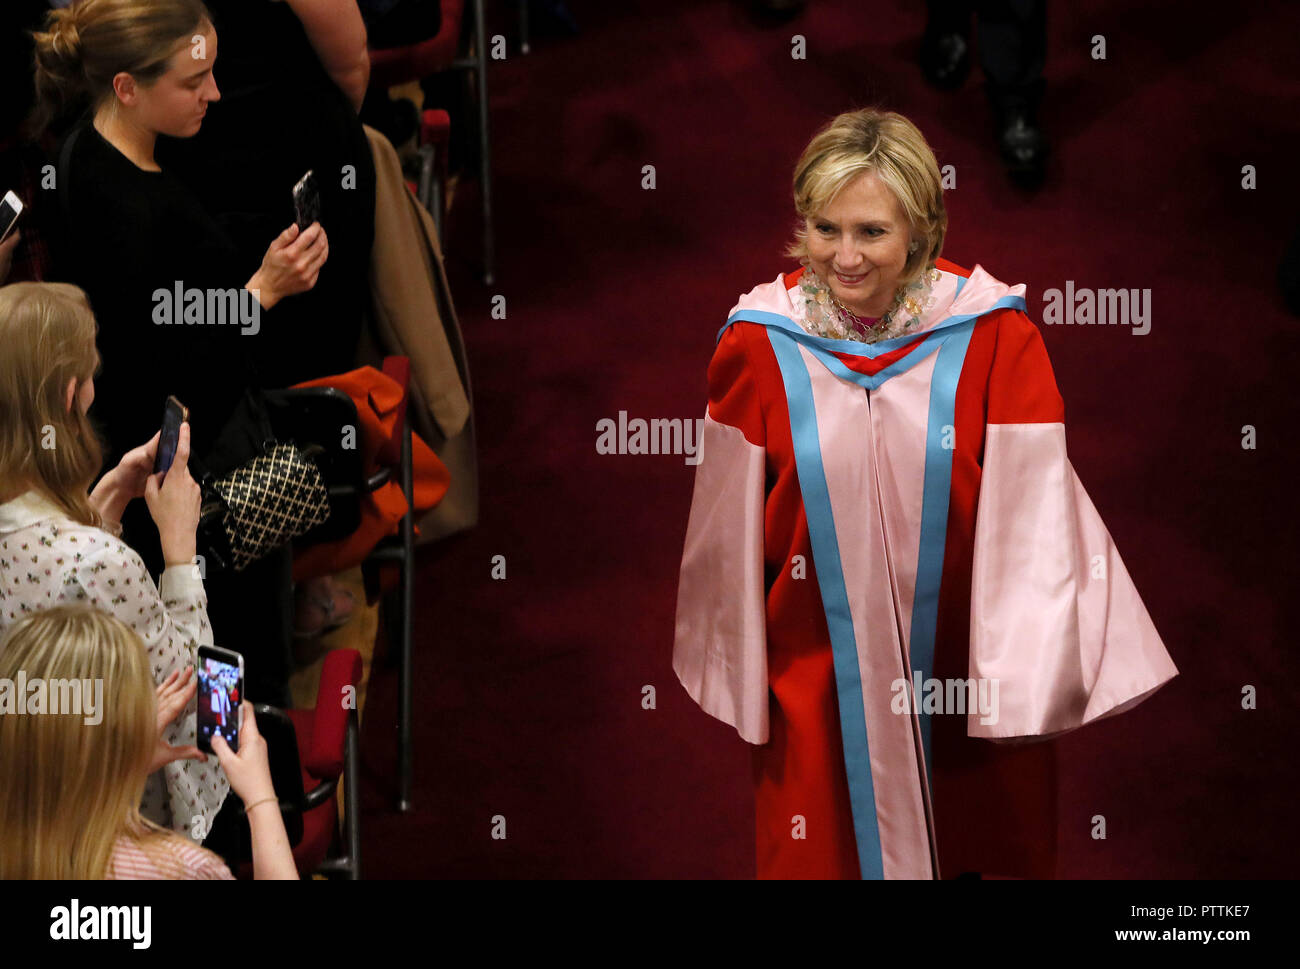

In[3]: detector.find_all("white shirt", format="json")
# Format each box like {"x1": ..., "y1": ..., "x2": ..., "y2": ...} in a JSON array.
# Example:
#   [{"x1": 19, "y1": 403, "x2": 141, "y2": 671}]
[{"x1": 0, "y1": 490, "x2": 230, "y2": 841}]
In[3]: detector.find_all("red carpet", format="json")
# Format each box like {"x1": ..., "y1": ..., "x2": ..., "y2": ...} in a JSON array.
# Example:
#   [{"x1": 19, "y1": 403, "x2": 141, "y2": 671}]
[{"x1": 357, "y1": 0, "x2": 1300, "y2": 878}]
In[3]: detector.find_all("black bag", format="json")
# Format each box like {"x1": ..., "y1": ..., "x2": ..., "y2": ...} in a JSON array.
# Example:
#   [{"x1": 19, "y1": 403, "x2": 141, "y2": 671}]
[{"x1": 193, "y1": 389, "x2": 330, "y2": 573}]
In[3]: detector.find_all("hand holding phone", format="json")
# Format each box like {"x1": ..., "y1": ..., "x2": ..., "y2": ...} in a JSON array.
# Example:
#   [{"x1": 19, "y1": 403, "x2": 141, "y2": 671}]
[
  {"x1": 0, "y1": 190, "x2": 22, "y2": 244},
  {"x1": 210, "y1": 702, "x2": 279, "y2": 812},
  {"x1": 154, "y1": 396, "x2": 189, "y2": 475},
  {"x1": 0, "y1": 190, "x2": 22, "y2": 283},
  {"x1": 144, "y1": 419, "x2": 201, "y2": 569},
  {"x1": 247, "y1": 215, "x2": 329, "y2": 310}
]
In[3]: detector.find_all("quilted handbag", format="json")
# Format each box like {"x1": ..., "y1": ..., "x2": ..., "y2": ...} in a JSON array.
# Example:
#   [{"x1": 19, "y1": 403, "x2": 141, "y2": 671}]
[
  {"x1": 194, "y1": 389, "x2": 331, "y2": 573},
  {"x1": 207, "y1": 443, "x2": 330, "y2": 572}
]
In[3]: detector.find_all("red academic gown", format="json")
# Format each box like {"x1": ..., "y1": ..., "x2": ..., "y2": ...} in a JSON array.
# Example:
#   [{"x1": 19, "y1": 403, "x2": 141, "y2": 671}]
[{"x1": 674, "y1": 259, "x2": 1178, "y2": 879}]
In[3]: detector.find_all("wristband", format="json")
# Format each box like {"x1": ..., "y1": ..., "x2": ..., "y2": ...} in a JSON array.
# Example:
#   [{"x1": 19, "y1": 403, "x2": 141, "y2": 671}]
[{"x1": 243, "y1": 796, "x2": 278, "y2": 814}]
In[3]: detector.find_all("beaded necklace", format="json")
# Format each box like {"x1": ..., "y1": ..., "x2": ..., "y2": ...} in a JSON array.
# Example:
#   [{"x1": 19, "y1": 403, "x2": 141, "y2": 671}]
[{"x1": 797, "y1": 265, "x2": 943, "y2": 344}]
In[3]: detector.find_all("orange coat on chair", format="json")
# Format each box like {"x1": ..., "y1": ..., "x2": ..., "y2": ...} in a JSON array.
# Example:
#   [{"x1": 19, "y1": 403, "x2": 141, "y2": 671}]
[{"x1": 289, "y1": 365, "x2": 451, "y2": 583}]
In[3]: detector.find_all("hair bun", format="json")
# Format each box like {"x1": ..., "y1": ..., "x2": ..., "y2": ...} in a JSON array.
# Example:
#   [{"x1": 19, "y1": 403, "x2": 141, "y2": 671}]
[
  {"x1": 32, "y1": 7, "x2": 88, "y2": 123},
  {"x1": 35, "y1": 8, "x2": 86, "y2": 74},
  {"x1": 49, "y1": 12, "x2": 83, "y2": 62}
]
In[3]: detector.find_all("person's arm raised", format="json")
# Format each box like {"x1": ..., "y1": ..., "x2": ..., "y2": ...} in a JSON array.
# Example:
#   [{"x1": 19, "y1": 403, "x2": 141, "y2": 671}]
[
  {"x1": 211, "y1": 704, "x2": 299, "y2": 880},
  {"x1": 143, "y1": 421, "x2": 200, "y2": 568},
  {"x1": 68, "y1": 424, "x2": 227, "y2": 836}
]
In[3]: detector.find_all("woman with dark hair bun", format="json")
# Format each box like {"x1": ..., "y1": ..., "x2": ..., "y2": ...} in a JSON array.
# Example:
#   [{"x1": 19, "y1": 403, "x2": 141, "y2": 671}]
[{"x1": 33, "y1": 0, "x2": 331, "y2": 706}]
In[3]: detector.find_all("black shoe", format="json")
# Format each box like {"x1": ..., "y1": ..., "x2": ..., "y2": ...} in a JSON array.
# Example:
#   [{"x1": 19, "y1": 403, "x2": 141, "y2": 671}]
[
  {"x1": 997, "y1": 111, "x2": 1049, "y2": 186},
  {"x1": 920, "y1": 32, "x2": 970, "y2": 90}
]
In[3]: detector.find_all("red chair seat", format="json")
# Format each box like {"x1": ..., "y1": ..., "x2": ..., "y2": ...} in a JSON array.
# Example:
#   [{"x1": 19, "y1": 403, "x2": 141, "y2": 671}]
[{"x1": 286, "y1": 707, "x2": 339, "y2": 875}]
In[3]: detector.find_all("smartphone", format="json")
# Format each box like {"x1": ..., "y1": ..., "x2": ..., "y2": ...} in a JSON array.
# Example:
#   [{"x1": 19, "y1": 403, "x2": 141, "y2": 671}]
[
  {"x1": 0, "y1": 190, "x2": 22, "y2": 243},
  {"x1": 153, "y1": 396, "x2": 189, "y2": 474},
  {"x1": 292, "y1": 170, "x2": 320, "y2": 230},
  {"x1": 196, "y1": 645, "x2": 244, "y2": 754}
]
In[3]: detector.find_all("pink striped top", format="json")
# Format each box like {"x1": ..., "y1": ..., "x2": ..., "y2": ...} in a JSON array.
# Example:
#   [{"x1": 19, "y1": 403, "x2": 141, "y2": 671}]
[{"x1": 106, "y1": 835, "x2": 235, "y2": 880}]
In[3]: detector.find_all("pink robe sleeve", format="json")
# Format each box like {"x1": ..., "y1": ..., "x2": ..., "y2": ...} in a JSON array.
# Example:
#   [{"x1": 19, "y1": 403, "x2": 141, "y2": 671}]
[
  {"x1": 673, "y1": 326, "x2": 770, "y2": 744},
  {"x1": 967, "y1": 313, "x2": 1178, "y2": 741}
]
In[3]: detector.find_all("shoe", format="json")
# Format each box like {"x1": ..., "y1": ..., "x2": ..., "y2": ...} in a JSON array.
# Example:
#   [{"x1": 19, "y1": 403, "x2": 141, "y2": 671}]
[
  {"x1": 293, "y1": 576, "x2": 357, "y2": 639},
  {"x1": 920, "y1": 32, "x2": 970, "y2": 90},
  {"x1": 997, "y1": 111, "x2": 1049, "y2": 185}
]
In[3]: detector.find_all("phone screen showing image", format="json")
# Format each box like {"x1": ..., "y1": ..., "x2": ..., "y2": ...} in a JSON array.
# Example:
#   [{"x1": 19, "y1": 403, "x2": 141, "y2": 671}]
[{"x1": 196, "y1": 651, "x2": 243, "y2": 754}]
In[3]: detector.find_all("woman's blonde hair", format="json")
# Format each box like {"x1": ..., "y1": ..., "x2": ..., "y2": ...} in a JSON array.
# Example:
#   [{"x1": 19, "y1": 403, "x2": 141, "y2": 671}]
[
  {"x1": 0, "y1": 282, "x2": 116, "y2": 535},
  {"x1": 0, "y1": 605, "x2": 213, "y2": 878},
  {"x1": 787, "y1": 108, "x2": 947, "y2": 288},
  {"x1": 31, "y1": 0, "x2": 213, "y2": 133}
]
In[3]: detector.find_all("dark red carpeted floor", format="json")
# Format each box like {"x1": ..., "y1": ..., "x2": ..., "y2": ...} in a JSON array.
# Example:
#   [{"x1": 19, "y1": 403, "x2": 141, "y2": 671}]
[{"x1": 356, "y1": 0, "x2": 1300, "y2": 878}]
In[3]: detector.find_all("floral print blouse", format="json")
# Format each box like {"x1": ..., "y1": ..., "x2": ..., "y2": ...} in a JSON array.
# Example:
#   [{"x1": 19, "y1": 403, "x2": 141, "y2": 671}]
[{"x1": 0, "y1": 491, "x2": 230, "y2": 841}]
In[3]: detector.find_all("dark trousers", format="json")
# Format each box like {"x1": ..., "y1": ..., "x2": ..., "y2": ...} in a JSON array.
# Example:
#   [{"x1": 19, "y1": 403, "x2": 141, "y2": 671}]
[
  {"x1": 926, "y1": 0, "x2": 1047, "y2": 117},
  {"x1": 203, "y1": 789, "x2": 245, "y2": 863},
  {"x1": 202, "y1": 544, "x2": 294, "y2": 709}
]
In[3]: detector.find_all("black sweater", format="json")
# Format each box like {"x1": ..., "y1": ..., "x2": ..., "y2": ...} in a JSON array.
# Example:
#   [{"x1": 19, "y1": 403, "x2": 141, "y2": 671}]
[{"x1": 53, "y1": 121, "x2": 262, "y2": 469}]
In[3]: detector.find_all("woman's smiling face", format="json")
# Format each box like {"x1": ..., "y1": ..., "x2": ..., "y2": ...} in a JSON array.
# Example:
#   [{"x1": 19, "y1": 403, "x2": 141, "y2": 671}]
[{"x1": 805, "y1": 170, "x2": 916, "y2": 319}]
